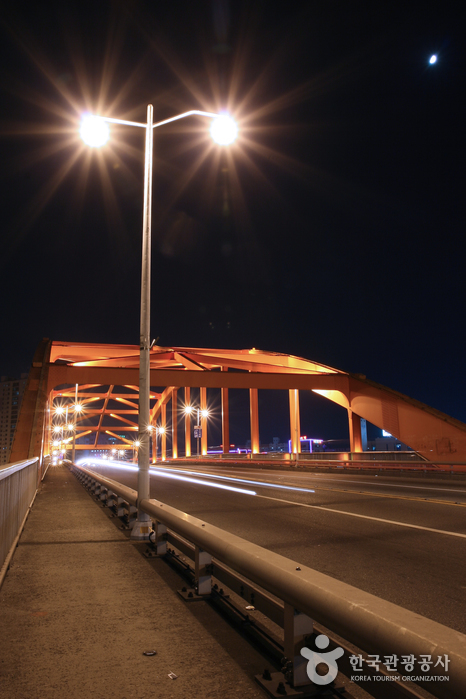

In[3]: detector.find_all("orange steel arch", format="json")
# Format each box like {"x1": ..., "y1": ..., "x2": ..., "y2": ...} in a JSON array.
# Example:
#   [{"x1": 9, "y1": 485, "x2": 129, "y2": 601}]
[{"x1": 10, "y1": 339, "x2": 466, "y2": 464}]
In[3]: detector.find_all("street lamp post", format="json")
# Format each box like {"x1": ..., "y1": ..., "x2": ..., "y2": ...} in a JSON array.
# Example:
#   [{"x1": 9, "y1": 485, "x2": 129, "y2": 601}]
[
  {"x1": 81, "y1": 106, "x2": 237, "y2": 539},
  {"x1": 184, "y1": 405, "x2": 210, "y2": 458}
]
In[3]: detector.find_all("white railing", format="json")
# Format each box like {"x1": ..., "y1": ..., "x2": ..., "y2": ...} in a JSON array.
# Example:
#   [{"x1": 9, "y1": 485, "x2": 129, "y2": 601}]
[{"x1": 0, "y1": 458, "x2": 40, "y2": 586}]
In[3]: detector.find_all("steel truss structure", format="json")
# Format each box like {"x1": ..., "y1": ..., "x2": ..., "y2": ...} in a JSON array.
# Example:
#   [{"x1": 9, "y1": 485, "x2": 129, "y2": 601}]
[{"x1": 10, "y1": 339, "x2": 466, "y2": 465}]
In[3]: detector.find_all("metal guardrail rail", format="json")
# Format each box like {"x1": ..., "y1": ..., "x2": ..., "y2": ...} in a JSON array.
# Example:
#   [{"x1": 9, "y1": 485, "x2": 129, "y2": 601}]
[
  {"x1": 71, "y1": 462, "x2": 466, "y2": 699},
  {"x1": 0, "y1": 457, "x2": 41, "y2": 587}
]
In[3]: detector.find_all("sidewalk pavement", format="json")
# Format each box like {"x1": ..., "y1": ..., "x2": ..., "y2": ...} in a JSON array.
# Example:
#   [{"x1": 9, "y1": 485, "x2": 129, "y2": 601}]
[{"x1": 0, "y1": 465, "x2": 266, "y2": 699}]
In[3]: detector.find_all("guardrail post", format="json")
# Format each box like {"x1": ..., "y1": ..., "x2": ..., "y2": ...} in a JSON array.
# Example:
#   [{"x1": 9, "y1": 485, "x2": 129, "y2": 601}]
[
  {"x1": 115, "y1": 497, "x2": 127, "y2": 517},
  {"x1": 195, "y1": 546, "x2": 212, "y2": 596},
  {"x1": 99, "y1": 487, "x2": 108, "y2": 502},
  {"x1": 106, "y1": 491, "x2": 117, "y2": 508},
  {"x1": 283, "y1": 602, "x2": 313, "y2": 687},
  {"x1": 125, "y1": 505, "x2": 138, "y2": 528},
  {"x1": 153, "y1": 521, "x2": 167, "y2": 555}
]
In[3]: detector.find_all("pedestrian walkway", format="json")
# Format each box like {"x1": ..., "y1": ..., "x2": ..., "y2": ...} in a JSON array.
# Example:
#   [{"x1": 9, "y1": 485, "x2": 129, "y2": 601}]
[{"x1": 0, "y1": 465, "x2": 266, "y2": 699}]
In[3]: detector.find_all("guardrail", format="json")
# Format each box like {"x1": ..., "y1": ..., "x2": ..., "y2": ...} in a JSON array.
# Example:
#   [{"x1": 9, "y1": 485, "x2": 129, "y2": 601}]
[
  {"x1": 0, "y1": 458, "x2": 41, "y2": 587},
  {"x1": 71, "y1": 461, "x2": 466, "y2": 699}
]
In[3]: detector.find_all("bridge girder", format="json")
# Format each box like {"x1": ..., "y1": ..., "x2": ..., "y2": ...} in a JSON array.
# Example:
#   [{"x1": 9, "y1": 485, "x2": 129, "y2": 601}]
[{"x1": 10, "y1": 340, "x2": 466, "y2": 464}]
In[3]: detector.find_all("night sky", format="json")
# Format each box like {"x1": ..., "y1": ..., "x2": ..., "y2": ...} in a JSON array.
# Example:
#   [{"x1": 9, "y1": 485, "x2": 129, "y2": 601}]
[{"x1": 1, "y1": 1, "x2": 465, "y2": 444}]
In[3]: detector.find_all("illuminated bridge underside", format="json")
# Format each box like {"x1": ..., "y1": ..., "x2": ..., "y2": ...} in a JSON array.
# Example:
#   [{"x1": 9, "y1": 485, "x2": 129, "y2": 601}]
[{"x1": 10, "y1": 340, "x2": 466, "y2": 463}]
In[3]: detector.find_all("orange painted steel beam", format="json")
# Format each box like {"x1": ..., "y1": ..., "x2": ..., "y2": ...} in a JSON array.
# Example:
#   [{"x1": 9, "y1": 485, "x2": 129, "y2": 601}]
[
  {"x1": 109, "y1": 413, "x2": 139, "y2": 428},
  {"x1": 348, "y1": 409, "x2": 363, "y2": 453},
  {"x1": 172, "y1": 389, "x2": 178, "y2": 459},
  {"x1": 249, "y1": 388, "x2": 260, "y2": 455},
  {"x1": 161, "y1": 404, "x2": 167, "y2": 461},
  {"x1": 11, "y1": 340, "x2": 465, "y2": 466},
  {"x1": 221, "y1": 367, "x2": 229, "y2": 455},
  {"x1": 80, "y1": 410, "x2": 138, "y2": 415},
  {"x1": 151, "y1": 386, "x2": 178, "y2": 423},
  {"x1": 94, "y1": 385, "x2": 113, "y2": 448},
  {"x1": 47, "y1": 365, "x2": 349, "y2": 392},
  {"x1": 200, "y1": 387, "x2": 207, "y2": 456},
  {"x1": 289, "y1": 389, "x2": 301, "y2": 455},
  {"x1": 185, "y1": 387, "x2": 191, "y2": 457},
  {"x1": 46, "y1": 362, "x2": 466, "y2": 461}
]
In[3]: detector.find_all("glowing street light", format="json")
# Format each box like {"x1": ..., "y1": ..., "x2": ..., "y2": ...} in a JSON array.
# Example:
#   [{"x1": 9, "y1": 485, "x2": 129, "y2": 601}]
[
  {"x1": 80, "y1": 115, "x2": 110, "y2": 147},
  {"x1": 184, "y1": 405, "x2": 210, "y2": 458},
  {"x1": 80, "y1": 105, "x2": 237, "y2": 539},
  {"x1": 210, "y1": 115, "x2": 238, "y2": 145}
]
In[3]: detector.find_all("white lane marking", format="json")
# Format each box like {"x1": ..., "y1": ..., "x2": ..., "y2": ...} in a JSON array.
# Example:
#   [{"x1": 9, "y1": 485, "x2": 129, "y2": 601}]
[{"x1": 253, "y1": 493, "x2": 466, "y2": 539}]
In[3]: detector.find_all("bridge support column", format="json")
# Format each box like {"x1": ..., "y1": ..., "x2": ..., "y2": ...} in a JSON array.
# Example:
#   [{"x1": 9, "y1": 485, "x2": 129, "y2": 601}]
[
  {"x1": 161, "y1": 403, "x2": 167, "y2": 461},
  {"x1": 249, "y1": 388, "x2": 260, "y2": 455},
  {"x1": 185, "y1": 387, "x2": 191, "y2": 457},
  {"x1": 221, "y1": 368, "x2": 229, "y2": 455},
  {"x1": 348, "y1": 408, "x2": 363, "y2": 453},
  {"x1": 200, "y1": 387, "x2": 207, "y2": 456},
  {"x1": 289, "y1": 389, "x2": 301, "y2": 458},
  {"x1": 171, "y1": 389, "x2": 178, "y2": 459}
]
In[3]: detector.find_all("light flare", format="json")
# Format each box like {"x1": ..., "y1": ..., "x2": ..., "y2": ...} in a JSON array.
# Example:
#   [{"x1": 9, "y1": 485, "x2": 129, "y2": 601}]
[
  {"x1": 80, "y1": 115, "x2": 110, "y2": 147},
  {"x1": 210, "y1": 115, "x2": 238, "y2": 145}
]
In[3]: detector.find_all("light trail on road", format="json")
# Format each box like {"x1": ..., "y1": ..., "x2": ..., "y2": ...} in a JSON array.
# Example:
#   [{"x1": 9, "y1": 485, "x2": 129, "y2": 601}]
[
  {"x1": 77, "y1": 458, "x2": 257, "y2": 496},
  {"x1": 151, "y1": 465, "x2": 315, "y2": 493}
]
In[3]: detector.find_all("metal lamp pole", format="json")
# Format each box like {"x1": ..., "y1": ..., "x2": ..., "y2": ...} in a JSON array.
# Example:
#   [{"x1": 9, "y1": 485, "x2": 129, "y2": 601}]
[
  {"x1": 80, "y1": 107, "x2": 237, "y2": 539},
  {"x1": 133, "y1": 104, "x2": 154, "y2": 539}
]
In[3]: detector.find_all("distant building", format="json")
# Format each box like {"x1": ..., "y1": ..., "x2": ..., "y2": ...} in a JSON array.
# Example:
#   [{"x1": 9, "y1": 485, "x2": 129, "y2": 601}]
[
  {"x1": 370, "y1": 435, "x2": 411, "y2": 451},
  {"x1": 0, "y1": 374, "x2": 28, "y2": 465}
]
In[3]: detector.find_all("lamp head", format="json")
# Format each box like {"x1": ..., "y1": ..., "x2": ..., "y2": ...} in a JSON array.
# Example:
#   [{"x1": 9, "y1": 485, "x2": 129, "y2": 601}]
[
  {"x1": 210, "y1": 115, "x2": 238, "y2": 145},
  {"x1": 80, "y1": 115, "x2": 110, "y2": 147}
]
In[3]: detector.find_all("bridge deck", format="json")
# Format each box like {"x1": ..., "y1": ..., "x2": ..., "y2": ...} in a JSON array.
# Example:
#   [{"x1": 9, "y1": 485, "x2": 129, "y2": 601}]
[{"x1": 0, "y1": 465, "x2": 265, "y2": 699}]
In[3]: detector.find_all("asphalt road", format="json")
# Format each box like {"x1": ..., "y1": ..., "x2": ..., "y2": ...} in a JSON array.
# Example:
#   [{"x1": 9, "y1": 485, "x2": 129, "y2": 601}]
[{"x1": 83, "y1": 460, "x2": 466, "y2": 635}]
